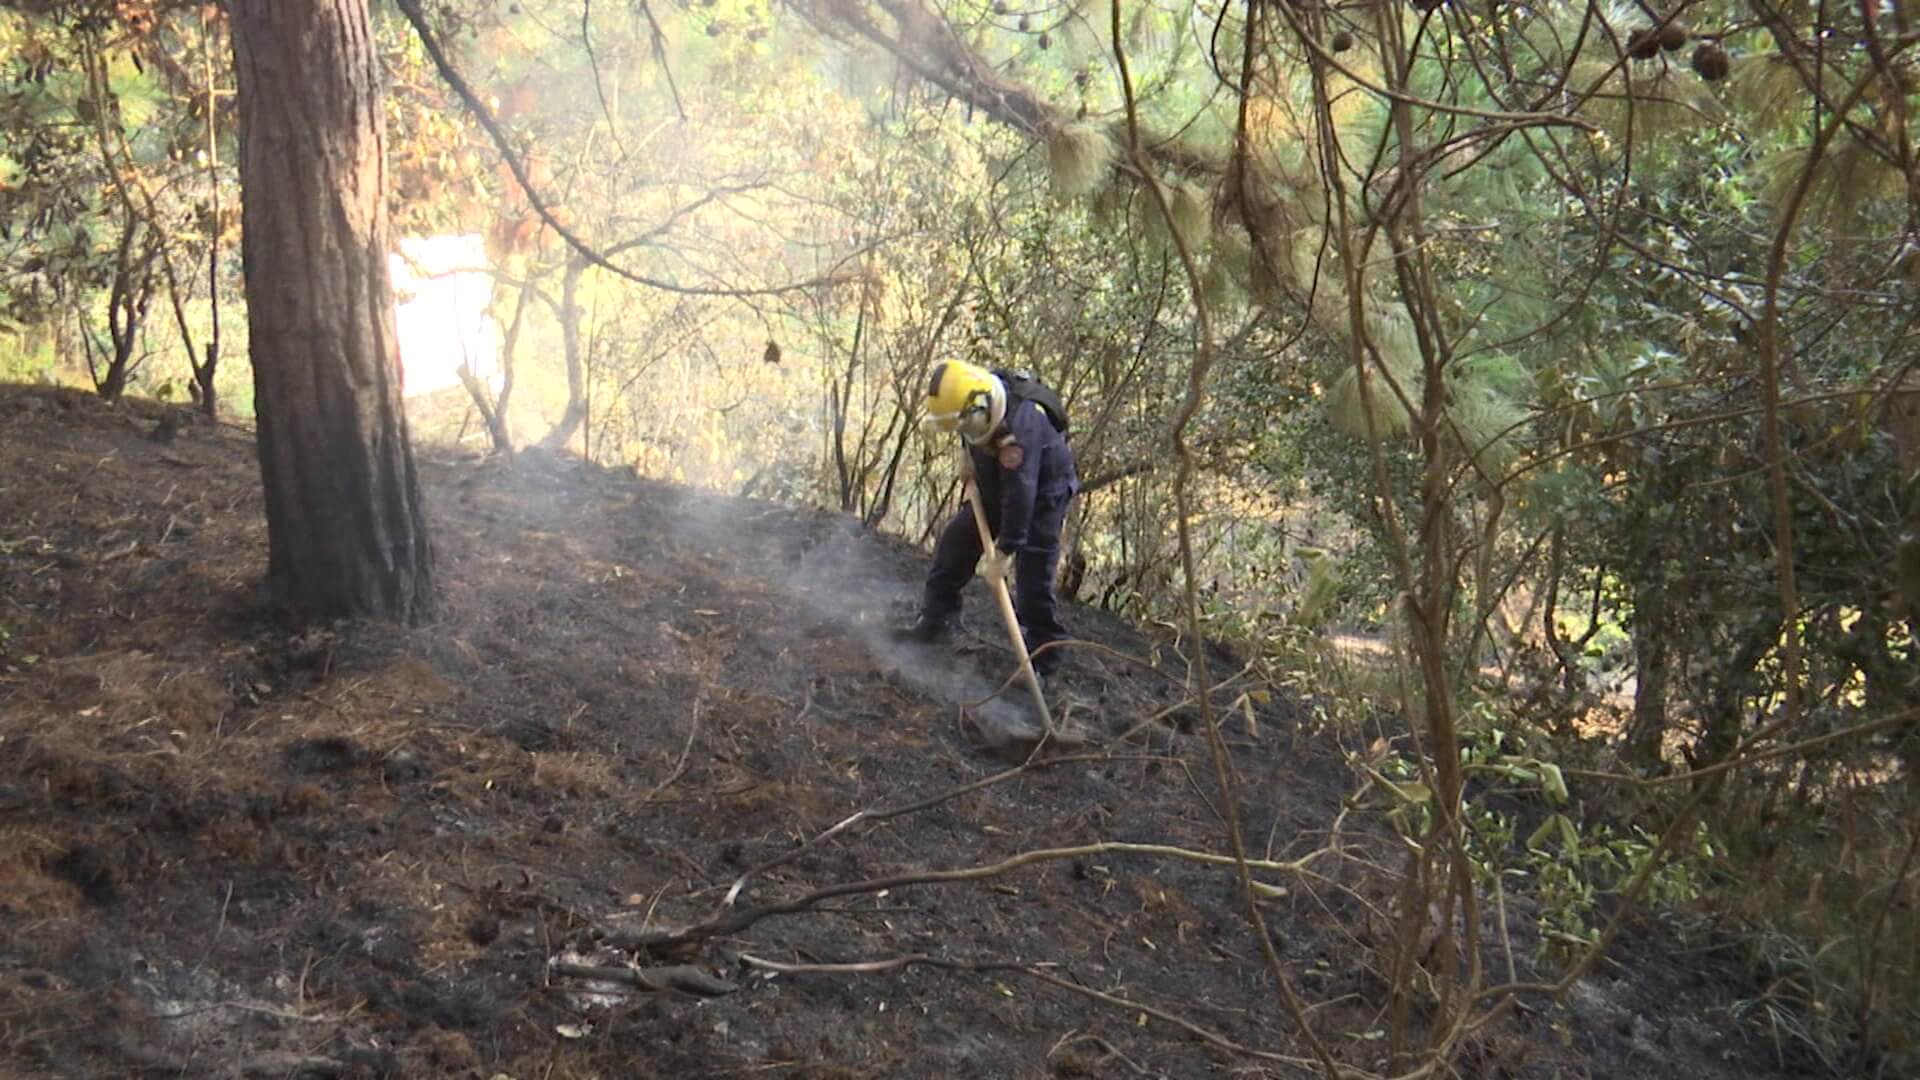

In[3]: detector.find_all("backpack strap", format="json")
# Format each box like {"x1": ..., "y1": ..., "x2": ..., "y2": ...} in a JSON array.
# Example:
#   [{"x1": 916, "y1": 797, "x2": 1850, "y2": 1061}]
[{"x1": 994, "y1": 369, "x2": 1071, "y2": 440}]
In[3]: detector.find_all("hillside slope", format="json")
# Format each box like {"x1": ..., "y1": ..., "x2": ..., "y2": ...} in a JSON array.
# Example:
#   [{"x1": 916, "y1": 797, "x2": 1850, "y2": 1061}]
[{"x1": 0, "y1": 385, "x2": 1797, "y2": 1079}]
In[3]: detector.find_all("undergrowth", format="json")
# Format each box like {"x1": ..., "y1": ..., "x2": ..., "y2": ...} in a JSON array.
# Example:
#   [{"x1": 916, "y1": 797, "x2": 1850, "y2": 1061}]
[{"x1": 1215, "y1": 601, "x2": 1915, "y2": 1078}]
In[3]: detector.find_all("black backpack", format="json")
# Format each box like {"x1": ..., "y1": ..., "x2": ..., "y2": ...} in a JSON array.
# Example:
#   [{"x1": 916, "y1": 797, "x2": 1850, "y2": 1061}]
[{"x1": 995, "y1": 369, "x2": 1070, "y2": 441}]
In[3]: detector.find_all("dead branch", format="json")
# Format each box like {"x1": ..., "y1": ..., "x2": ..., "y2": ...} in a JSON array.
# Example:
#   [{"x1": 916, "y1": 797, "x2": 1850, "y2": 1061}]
[
  {"x1": 1753, "y1": 53, "x2": 1915, "y2": 734},
  {"x1": 610, "y1": 840, "x2": 1319, "y2": 950},
  {"x1": 721, "y1": 751, "x2": 1165, "y2": 906},
  {"x1": 737, "y1": 950, "x2": 1043, "y2": 977},
  {"x1": 233, "y1": 1053, "x2": 348, "y2": 1079},
  {"x1": 1109, "y1": 658, "x2": 1262, "y2": 746},
  {"x1": 642, "y1": 696, "x2": 702, "y2": 803},
  {"x1": 1113, "y1": 9, "x2": 1344, "y2": 1077},
  {"x1": 551, "y1": 961, "x2": 737, "y2": 996},
  {"x1": 121, "y1": 1040, "x2": 349, "y2": 1080},
  {"x1": 1048, "y1": 1032, "x2": 1157, "y2": 1078}
]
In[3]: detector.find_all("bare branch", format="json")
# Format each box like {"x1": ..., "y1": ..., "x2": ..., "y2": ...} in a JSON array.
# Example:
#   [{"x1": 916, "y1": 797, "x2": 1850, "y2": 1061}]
[
  {"x1": 392, "y1": 0, "x2": 854, "y2": 299},
  {"x1": 609, "y1": 839, "x2": 1318, "y2": 950}
]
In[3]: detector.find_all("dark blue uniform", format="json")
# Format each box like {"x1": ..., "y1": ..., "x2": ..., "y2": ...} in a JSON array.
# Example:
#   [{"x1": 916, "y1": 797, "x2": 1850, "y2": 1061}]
[{"x1": 919, "y1": 387, "x2": 1080, "y2": 672}]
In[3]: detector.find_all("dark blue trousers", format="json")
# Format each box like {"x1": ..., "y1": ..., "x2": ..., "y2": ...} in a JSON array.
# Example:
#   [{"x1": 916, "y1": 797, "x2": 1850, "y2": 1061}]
[{"x1": 921, "y1": 493, "x2": 1074, "y2": 666}]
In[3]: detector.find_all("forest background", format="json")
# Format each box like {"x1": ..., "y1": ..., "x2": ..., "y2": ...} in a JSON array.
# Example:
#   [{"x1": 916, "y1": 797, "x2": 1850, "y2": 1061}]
[{"x1": 1, "y1": 0, "x2": 1916, "y2": 1073}]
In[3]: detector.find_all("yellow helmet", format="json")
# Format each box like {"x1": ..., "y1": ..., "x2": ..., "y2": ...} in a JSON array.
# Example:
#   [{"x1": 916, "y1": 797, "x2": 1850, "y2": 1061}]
[{"x1": 921, "y1": 360, "x2": 1005, "y2": 444}]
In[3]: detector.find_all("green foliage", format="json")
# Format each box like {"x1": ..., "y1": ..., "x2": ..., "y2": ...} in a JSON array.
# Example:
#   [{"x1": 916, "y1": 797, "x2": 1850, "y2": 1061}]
[
  {"x1": 1371, "y1": 720, "x2": 1718, "y2": 970},
  {"x1": 1, "y1": 0, "x2": 1913, "y2": 1064},
  {"x1": 1518, "y1": 817, "x2": 1711, "y2": 966},
  {"x1": 0, "y1": 333, "x2": 57, "y2": 383},
  {"x1": 0, "y1": 5, "x2": 233, "y2": 398}
]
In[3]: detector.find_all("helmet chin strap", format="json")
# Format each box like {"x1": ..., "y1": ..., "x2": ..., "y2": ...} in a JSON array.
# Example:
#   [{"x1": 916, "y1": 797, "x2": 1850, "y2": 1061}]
[
  {"x1": 969, "y1": 383, "x2": 1009, "y2": 443},
  {"x1": 954, "y1": 389, "x2": 995, "y2": 444}
]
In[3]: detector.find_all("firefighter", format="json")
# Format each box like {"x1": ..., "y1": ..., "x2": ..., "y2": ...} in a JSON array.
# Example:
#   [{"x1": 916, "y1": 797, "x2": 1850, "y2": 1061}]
[{"x1": 894, "y1": 360, "x2": 1080, "y2": 677}]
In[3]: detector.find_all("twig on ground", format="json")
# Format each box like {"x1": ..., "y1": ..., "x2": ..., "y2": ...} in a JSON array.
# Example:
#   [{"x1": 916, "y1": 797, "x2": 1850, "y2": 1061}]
[
  {"x1": 1108, "y1": 659, "x2": 1264, "y2": 747},
  {"x1": 153, "y1": 1000, "x2": 342, "y2": 1024},
  {"x1": 720, "y1": 751, "x2": 1169, "y2": 907},
  {"x1": 643, "y1": 696, "x2": 703, "y2": 802},
  {"x1": 1047, "y1": 1032, "x2": 1159, "y2": 1078},
  {"x1": 1021, "y1": 967, "x2": 1325, "y2": 1073},
  {"x1": 98, "y1": 540, "x2": 141, "y2": 563}
]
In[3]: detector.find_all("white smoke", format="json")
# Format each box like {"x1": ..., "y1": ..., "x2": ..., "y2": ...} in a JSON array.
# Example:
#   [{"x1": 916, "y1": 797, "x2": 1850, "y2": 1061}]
[{"x1": 389, "y1": 233, "x2": 499, "y2": 398}]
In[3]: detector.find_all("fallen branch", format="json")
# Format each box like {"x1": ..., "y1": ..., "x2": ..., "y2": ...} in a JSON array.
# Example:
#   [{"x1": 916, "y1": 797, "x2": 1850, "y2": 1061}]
[
  {"x1": 550, "y1": 961, "x2": 737, "y2": 997},
  {"x1": 721, "y1": 750, "x2": 1161, "y2": 906},
  {"x1": 155, "y1": 1000, "x2": 343, "y2": 1024},
  {"x1": 235, "y1": 1053, "x2": 348, "y2": 1079},
  {"x1": 737, "y1": 951, "x2": 1044, "y2": 978},
  {"x1": 1110, "y1": 659, "x2": 1261, "y2": 746},
  {"x1": 957, "y1": 640, "x2": 1261, "y2": 749},
  {"x1": 97, "y1": 539, "x2": 142, "y2": 563},
  {"x1": 610, "y1": 840, "x2": 1313, "y2": 950}
]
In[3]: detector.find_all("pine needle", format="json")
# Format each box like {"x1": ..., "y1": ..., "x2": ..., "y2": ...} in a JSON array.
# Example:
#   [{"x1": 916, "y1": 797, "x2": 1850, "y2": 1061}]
[
  {"x1": 1326, "y1": 308, "x2": 1419, "y2": 439},
  {"x1": 1046, "y1": 122, "x2": 1116, "y2": 197},
  {"x1": 1727, "y1": 52, "x2": 1802, "y2": 136},
  {"x1": 1446, "y1": 377, "x2": 1530, "y2": 477},
  {"x1": 1169, "y1": 179, "x2": 1213, "y2": 249},
  {"x1": 1573, "y1": 58, "x2": 1719, "y2": 149},
  {"x1": 1760, "y1": 139, "x2": 1907, "y2": 234},
  {"x1": 1145, "y1": 175, "x2": 1214, "y2": 252}
]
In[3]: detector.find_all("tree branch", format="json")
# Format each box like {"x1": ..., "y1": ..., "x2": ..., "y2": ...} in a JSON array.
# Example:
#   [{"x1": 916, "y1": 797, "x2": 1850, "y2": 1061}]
[
  {"x1": 608, "y1": 839, "x2": 1316, "y2": 950},
  {"x1": 392, "y1": 0, "x2": 854, "y2": 299}
]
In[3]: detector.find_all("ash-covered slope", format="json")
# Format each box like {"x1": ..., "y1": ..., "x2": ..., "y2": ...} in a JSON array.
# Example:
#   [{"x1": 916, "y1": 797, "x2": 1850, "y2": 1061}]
[{"x1": 0, "y1": 385, "x2": 1792, "y2": 1080}]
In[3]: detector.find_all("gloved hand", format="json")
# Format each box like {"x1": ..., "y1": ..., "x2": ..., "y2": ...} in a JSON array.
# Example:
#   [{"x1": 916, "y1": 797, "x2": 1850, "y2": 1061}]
[{"x1": 980, "y1": 546, "x2": 1014, "y2": 583}]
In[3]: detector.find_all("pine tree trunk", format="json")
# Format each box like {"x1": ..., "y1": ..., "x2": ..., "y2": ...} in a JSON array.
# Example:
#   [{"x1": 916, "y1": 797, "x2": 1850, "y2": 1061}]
[{"x1": 231, "y1": 0, "x2": 433, "y2": 621}]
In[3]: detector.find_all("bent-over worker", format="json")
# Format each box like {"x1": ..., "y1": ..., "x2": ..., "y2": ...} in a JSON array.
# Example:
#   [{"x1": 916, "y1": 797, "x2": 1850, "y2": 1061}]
[{"x1": 894, "y1": 359, "x2": 1080, "y2": 677}]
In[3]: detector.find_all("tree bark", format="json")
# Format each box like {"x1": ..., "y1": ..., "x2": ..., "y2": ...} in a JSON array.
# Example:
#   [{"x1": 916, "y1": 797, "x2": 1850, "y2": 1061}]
[
  {"x1": 1624, "y1": 574, "x2": 1672, "y2": 769},
  {"x1": 231, "y1": 0, "x2": 434, "y2": 621},
  {"x1": 93, "y1": 212, "x2": 157, "y2": 402},
  {"x1": 540, "y1": 256, "x2": 589, "y2": 452}
]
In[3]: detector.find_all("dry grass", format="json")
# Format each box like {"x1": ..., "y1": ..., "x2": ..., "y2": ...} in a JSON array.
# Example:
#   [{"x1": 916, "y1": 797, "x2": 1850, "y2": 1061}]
[
  {"x1": 0, "y1": 827, "x2": 82, "y2": 921},
  {"x1": 529, "y1": 751, "x2": 616, "y2": 798}
]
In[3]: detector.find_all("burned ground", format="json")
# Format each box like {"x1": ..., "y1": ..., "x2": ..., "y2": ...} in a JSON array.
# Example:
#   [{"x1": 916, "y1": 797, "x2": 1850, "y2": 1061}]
[{"x1": 0, "y1": 385, "x2": 1808, "y2": 1079}]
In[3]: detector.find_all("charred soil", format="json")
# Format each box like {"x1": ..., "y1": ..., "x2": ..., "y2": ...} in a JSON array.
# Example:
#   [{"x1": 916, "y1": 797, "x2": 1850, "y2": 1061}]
[{"x1": 0, "y1": 386, "x2": 1805, "y2": 1078}]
